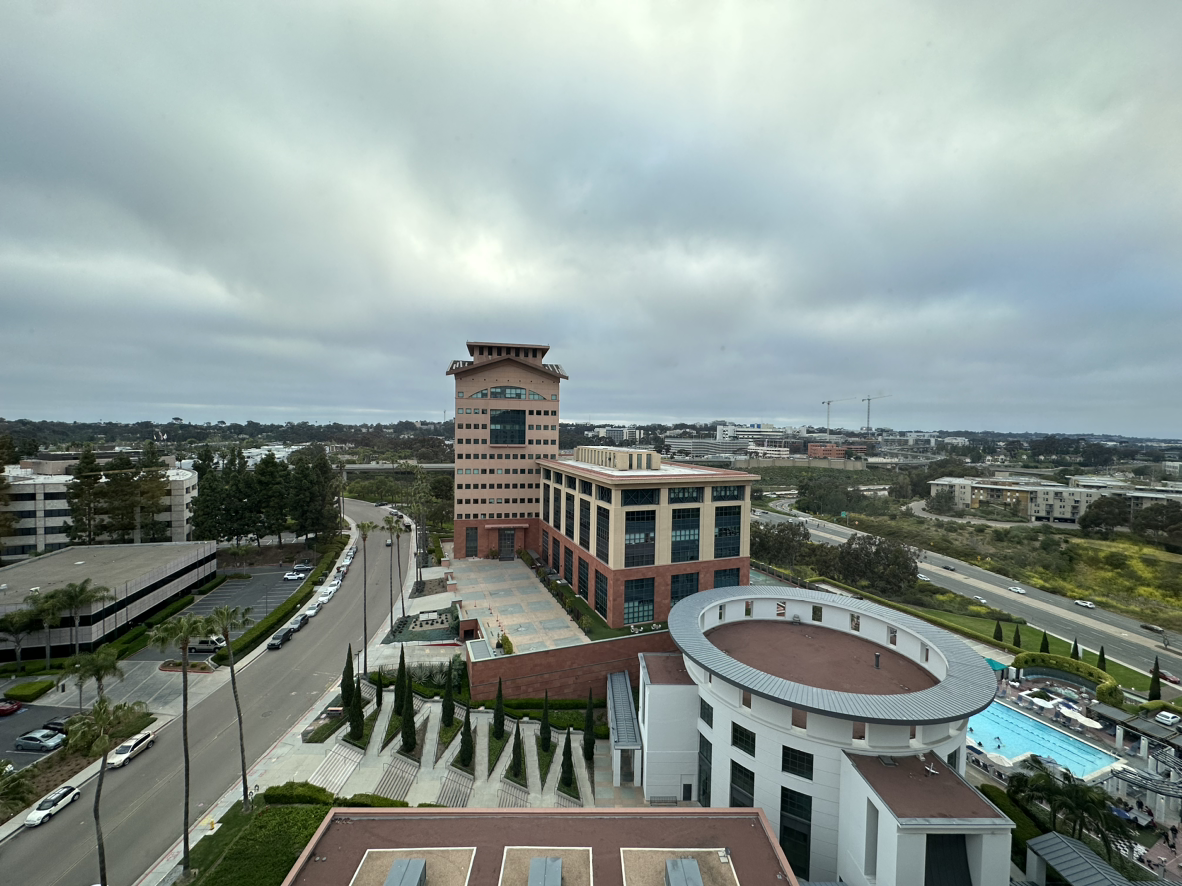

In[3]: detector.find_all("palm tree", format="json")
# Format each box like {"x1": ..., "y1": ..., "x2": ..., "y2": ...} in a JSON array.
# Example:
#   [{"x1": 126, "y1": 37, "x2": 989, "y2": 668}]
[
  {"x1": 31, "y1": 589, "x2": 65, "y2": 668},
  {"x1": 149, "y1": 612, "x2": 212, "y2": 875},
  {"x1": 1007, "y1": 756, "x2": 1066, "y2": 829},
  {"x1": 69, "y1": 697, "x2": 147, "y2": 886},
  {"x1": 57, "y1": 579, "x2": 115, "y2": 655},
  {"x1": 61, "y1": 646, "x2": 125, "y2": 711},
  {"x1": 357, "y1": 521, "x2": 378, "y2": 674},
  {"x1": 208, "y1": 605, "x2": 255, "y2": 811},
  {"x1": 0, "y1": 608, "x2": 37, "y2": 674},
  {"x1": 382, "y1": 515, "x2": 405, "y2": 633}
]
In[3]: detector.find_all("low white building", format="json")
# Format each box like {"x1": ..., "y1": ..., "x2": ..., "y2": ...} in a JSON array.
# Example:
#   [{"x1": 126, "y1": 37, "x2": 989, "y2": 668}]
[{"x1": 638, "y1": 586, "x2": 1011, "y2": 885}]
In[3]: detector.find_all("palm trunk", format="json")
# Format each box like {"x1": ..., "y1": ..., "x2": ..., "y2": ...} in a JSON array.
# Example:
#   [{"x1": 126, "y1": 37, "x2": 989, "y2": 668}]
[
  {"x1": 228, "y1": 644, "x2": 250, "y2": 811},
  {"x1": 396, "y1": 537, "x2": 405, "y2": 619},
  {"x1": 73, "y1": 613, "x2": 81, "y2": 655},
  {"x1": 180, "y1": 645, "x2": 192, "y2": 872},
  {"x1": 389, "y1": 538, "x2": 395, "y2": 635},
  {"x1": 95, "y1": 756, "x2": 109, "y2": 886},
  {"x1": 362, "y1": 540, "x2": 369, "y2": 674}
]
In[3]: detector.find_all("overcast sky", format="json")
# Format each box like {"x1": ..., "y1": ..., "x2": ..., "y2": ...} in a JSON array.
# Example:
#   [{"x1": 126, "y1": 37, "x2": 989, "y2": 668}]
[{"x1": 1, "y1": 2, "x2": 1179, "y2": 437}]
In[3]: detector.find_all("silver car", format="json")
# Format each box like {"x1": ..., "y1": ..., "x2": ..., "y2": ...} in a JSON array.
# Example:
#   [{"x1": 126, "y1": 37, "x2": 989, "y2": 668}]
[
  {"x1": 106, "y1": 731, "x2": 155, "y2": 768},
  {"x1": 15, "y1": 729, "x2": 65, "y2": 752}
]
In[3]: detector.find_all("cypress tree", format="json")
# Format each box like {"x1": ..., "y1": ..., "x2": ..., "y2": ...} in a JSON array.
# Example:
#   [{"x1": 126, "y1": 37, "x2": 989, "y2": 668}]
[
  {"x1": 1039, "y1": 631, "x2": 1050, "y2": 654},
  {"x1": 1097, "y1": 646, "x2": 1107, "y2": 672},
  {"x1": 375, "y1": 668, "x2": 384, "y2": 709},
  {"x1": 540, "y1": 690, "x2": 552, "y2": 753},
  {"x1": 395, "y1": 645, "x2": 407, "y2": 711},
  {"x1": 1070, "y1": 639, "x2": 1080, "y2": 661},
  {"x1": 459, "y1": 707, "x2": 474, "y2": 768},
  {"x1": 993, "y1": 621, "x2": 1003, "y2": 642},
  {"x1": 560, "y1": 728, "x2": 574, "y2": 789},
  {"x1": 510, "y1": 723, "x2": 524, "y2": 780},
  {"x1": 348, "y1": 676, "x2": 364, "y2": 740},
  {"x1": 493, "y1": 678, "x2": 505, "y2": 741},
  {"x1": 401, "y1": 677, "x2": 417, "y2": 752},
  {"x1": 582, "y1": 688, "x2": 595, "y2": 761},
  {"x1": 341, "y1": 646, "x2": 355, "y2": 709},
  {"x1": 1150, "y1": 657, "x2": 1162, "y2": 702},
  {"x1": 441, "y1": 661, "x2": 455, "y2": 728},
  {"x1": 1012, "y1": 624, "x2": 1022, "y2": 648}
]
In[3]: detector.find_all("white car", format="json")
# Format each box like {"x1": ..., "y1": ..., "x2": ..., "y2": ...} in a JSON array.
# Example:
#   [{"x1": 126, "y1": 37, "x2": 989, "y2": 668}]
[
  {"x1": 1155, "y1": 711, "x2": 1181, "y2": 728},
  {"x1": 304, "y1": 601, "x2": 323, "y2": 618},
  {"x1": 1074, "y1": 600, "x2": 1096, "y2": 609},
  {"x1": 283, "y1": 571, "x2": 304, "y2": 581},
  {"x1": 25, "y1": 785, "x2": 81, "y2": 826},
  {"x1": 1008, "y1": 586, "x2": 1027, "y2": 595},
  {"x1": 318, "y1": 587, "x2": 337, "y2": 604},
  {"x1": 972, "y1": 596, "x2": 988, "y2": 605},
  {"x1": 106, "y1": 731, "x2": 155, "y2": 768},
  {"x1": 917, "y1": 574, "x2": 931, "y2": 582}
]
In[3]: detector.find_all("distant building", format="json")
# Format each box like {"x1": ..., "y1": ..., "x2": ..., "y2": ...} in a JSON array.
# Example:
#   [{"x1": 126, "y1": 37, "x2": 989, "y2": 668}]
[
  {"x1": 942, "y1": 437, "x2": 971, "y2": 447},
  {"x1": 807, "y1": 443, "x2": 846, "y2": 458}
]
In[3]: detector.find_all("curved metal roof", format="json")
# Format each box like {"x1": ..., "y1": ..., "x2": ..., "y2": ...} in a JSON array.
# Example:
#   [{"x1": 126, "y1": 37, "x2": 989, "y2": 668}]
[{"x1": 668, "y1": 586, "x2": 997, "y2": 725}]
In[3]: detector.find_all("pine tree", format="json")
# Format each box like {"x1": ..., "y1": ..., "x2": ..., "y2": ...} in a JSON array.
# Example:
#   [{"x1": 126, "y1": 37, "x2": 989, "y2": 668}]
[
  {"x1": 582, "y1": 689, "x2": 595, "y2": 761},
  {"x1": 401, "y1": 678, "x2": 416, "y2": 752},
  {"x1": 510, "y1": 723, "x2": 524, "y2": 780},
  {"x1": 459, "y1": 707, "x2": 474, "y2": 768},
  {"x1": 560, "y1": 728, "x2": 574, "y2": 788},
  {"x1": 1070, "y1": 639, "x2": 1080, "y2": 661},
  {"x1": 1012, "y1": 624, "x2": 1022, "y2": 648},
  {"x1": 493, "y1": 678, "x2": 505, "y2": 741},
  {"x1": 341, "y1": 646, "x2": 355, "y2": 709},
  {"x1": 993, "y1": 621, "x2": 1003, "y2": 642},
  {"x1": 540, "y1": 690, "x2": 552, "y2": 753},
  {"x1": 441, "y1": 660, "x2": 455, "y2": 728},
  {"x1": 348, "y1": 676, "x2": 364, "y2": 740},
  {"x1": 375, "y1": 668, "x2": 384, "y2": 709},
  {"x1": 1097, "y1": 646, "x2": 1107, "y2": 672},
  {"x1": 395, "y1": 645, "x2": 407, "y2": 712},
  {"x1": 66, "y1": 445, "x2": 104, "y2": 545},
  {"x1": 1150, "y1": 657, "x2": 1162, "y2": 701},
  {"x1": 1039, "y1": 631, "x2": 1050, "y2": 653}
]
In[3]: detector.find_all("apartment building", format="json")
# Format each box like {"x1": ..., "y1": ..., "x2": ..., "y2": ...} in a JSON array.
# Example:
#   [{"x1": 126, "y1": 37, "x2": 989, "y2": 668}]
[
  {"x1": 448, "y1": 341, "x2": 567, "y2": 560},
  {"x1": 536, "y1": 446, "x2": 755, "y2": 629},
  {"x1": 928, "y1": 476, "x2": 1106, "y2": 524}
]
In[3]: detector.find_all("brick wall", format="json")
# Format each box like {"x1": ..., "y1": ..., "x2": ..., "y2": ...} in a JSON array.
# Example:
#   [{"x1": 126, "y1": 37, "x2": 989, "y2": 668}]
[{"x1": 467, "y1": 630, "x2": 678, "y2": 701}]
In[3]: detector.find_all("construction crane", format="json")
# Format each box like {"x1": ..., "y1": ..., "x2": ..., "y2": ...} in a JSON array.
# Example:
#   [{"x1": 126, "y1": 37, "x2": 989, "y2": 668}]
[
  {"x1": 861, "y1": 394, "x2": 892, "y2": 434},
  {"x1": 821, "y1": 398, "x2": 857, "y2": 436}
]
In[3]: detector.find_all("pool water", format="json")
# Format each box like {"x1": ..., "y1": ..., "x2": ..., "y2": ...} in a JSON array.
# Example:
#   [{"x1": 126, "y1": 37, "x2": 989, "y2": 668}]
[{"x1": 968, "y1": 701, "x2": 1120, "y2": 778}]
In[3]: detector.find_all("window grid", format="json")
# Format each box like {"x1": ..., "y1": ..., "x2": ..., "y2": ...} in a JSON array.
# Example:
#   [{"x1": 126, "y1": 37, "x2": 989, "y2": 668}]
[
  {"x1": 782, "y1": 746, "x2": 814, "y2": 780},
  {"x1": 623, "y1": 577, "x2": 655, "y2": 624},
  {"x1": 671, "y1": 572, "x2": 699, "y2": 605},
  {"x1": 699, "y1": 699, "x2": 713, "y2": 727},
  {"x1": 594, "y1": 571, "x2": 608, "y2": 617},
  {"x1": 732, "y1": 722, "x2": 756, "y2": 756}
]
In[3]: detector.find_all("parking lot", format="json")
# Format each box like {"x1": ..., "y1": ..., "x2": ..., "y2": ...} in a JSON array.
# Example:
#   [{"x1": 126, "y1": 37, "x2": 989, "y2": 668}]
[{"x1": 1, "y1": 702, "x2": 81, "y2": 771}]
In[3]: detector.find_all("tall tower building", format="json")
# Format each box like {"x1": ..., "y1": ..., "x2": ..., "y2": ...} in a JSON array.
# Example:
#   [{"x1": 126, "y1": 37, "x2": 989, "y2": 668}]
[{"x1": 447, "y1": 342, "x2": 568, "y2": 560}]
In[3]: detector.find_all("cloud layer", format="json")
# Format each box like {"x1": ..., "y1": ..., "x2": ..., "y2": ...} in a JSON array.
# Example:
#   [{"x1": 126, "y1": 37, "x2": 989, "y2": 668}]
[{"x1": 1, "y1": 1, "x2": 1179, "y2": 436}]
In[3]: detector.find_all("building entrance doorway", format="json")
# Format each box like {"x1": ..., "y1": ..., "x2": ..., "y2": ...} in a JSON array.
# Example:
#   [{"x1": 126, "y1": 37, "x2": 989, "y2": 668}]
[
  {"x1": 498, "y1": 529, "x2": 515, "y2": 560},
  {"x1": 465, "y1": 527, "x2": 478, "y2": 559}
]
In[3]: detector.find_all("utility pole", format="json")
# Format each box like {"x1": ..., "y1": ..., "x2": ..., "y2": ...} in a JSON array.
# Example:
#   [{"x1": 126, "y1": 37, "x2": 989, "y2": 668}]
[{"x1": 861, "y1": 394, "x2": 892, "y2": 434}]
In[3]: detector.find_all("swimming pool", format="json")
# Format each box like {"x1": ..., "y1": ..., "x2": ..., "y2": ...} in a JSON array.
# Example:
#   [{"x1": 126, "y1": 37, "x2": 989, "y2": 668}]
[{"x1": 968, "y1": 701, "x2": 1120, "y2": 778}]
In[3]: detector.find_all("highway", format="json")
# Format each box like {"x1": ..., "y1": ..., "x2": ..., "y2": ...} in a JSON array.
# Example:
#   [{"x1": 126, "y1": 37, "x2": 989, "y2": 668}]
[
  {"x1": 756, "y1": 506, "x2": 1182, "y2": 681},
  {"x1": 2, "y1": 500, "x2": 408, "y2": 886}
]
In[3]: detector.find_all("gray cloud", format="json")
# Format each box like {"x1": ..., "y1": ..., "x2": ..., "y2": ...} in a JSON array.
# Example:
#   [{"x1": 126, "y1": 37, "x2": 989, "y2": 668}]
[{"x1": 1, "y1": 1, "x2": 1179, "y2": 436}]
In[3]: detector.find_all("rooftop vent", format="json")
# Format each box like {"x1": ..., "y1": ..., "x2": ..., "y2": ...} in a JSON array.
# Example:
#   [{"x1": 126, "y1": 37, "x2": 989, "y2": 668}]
[
  {"x1": 529, "y1": 857, "x2": 562, "y2": 886},
  {"x1": 877, "y1": 756, "x2": 898, "y2": 767},
  {"x1": 383, "y1": 858, "x2": 426, "y2": 886},
  {"x1": 665, "y1": 858, "x2": 704, "y2": 886}
]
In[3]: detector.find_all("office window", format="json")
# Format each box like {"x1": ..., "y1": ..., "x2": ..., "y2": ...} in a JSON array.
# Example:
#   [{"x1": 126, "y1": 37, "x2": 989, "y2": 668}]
[
  {"x1": 595, "y1": 571, "x2": 608, "y2": 617},
  {"x1": 624, "y1": 510, "x2": 656, "y2": 567},
  {"x1": 714, "y1": 505, "x2": 741, "y2": 558},
  {"x1": 579, "y1": 479, "x2": 592, "y2": 495},
  {"x1": 541, "y1": 531, "x2": 549, "y2": 561},
  {"x1": 731, "y1": 723, "x2": 756, "y2": 756},
  {"x1": 579, "y1": 499, "x2": 591, "y2": 549},
  {"x1": 698, "y1": 734, "x2": 712, "y2": 807},
  {"x1": 543, "y1": 468, "x2": 551, "y2": 481},
  {"x1": 553, "y1": 471, "x2": 563, "y2": 484},
  {"x1": 714, "y1": 568, "x2": 740, "y2": 588},
  {"x1": 566, "y1": 475, "x2": 577, "y2": 489},
  {"x1": 671, "y1": 572, "x2": 699, "y2": 605},
  {"x1": 671, "y1": 507, "x2": 700, "y2": 563},
  {"x1": 712, "y1": 485, "x2": 745, "y2": 502},
  {"x1": 597, "y1": 485, "x2": 612, "y2": 504},
  {"x1": 699, "y1": 699, "x2": 713, "y2": 727},
  {"x1": 578, "y1": 558, "x2": 589, "y2": 599},
  {"x1": 595, "y1": 506, "x2": 610, "y2": 563},
  {"x1": 542, "y1": 486, "x2": 550, "y2": 522},
  {"x1": 564, "y1": 547, "x2": 573, "y2": 584},
  {"x1": 622, "y1": 488, "x2": 659, "y2": 506},
  {"x1": 565, "y1": 493, "x2": 575, "y2": 540},
  {"x1": 730, "y1": 761, "x2": 755, "y2": 808},
  {"x1": 811, "y1": 605, "x2": 822, "y2": 622},
  {"x1": 623, "y1": 577, "x2": 655, "y2": 624},
  {"x1": 668, "y1": 486, "x2": 704, "y2": 503},
  {"x1": 552, "y1": 541, "x2": 561, "y2": 572},
  {"x1": 489, "y1": 408, "x2": 526, "y2": 444},
  {"x1": 552, "y1": 487, "x2": 562, "y2": 531},
  {"x1": 779, "y1": 787, "x2": 813, "y2": 880},
  {"x1": 488, "y1": 385, "x2": 527, "y2": 399},
  {"x1": 782, "y1": 745, "x2": 814, "y2": 780}
]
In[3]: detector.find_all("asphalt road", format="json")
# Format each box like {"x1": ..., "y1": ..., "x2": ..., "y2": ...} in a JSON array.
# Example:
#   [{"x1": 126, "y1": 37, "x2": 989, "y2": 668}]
[
  {"x1": 756, "y1": 506, "x2": 1182, "y2": 679},
  {"x1": 2, "y1": 500, "x2": 409, "y2": 886}
]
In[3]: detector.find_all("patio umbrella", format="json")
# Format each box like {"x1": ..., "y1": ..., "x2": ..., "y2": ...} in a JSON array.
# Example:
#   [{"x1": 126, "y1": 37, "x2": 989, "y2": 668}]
[
  {"x1": 1111, "y1": 806, "x2": 1133, "y2": 820},
  {"x1": 985, "y1": 751, "x2": 1014, "y2": 769}
]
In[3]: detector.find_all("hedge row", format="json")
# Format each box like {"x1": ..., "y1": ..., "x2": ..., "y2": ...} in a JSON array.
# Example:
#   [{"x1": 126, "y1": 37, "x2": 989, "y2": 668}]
[
  {"x1": 195, "y1": 574, "x2": 229, "y2": 596},
  {"x1": 978, "y1": 783, "x2": 1043, "y2": 856},
  {"x1": 262, "y1": 781, "x2": 411, "y2": 808},
  {"x1": 1011, "y1": 652, "x2": 1125, "y2": 707},
  {"x1": 213, "y1": 535, "x2": 348, "y2": 665},
  {"x1": 110, "y1": 625, "x2": 150, "y2": 658},
  {"x1": 146, "y1": 595, "x2": 195, "y2": 629},
  {"x1": 3, "y1": 679, "x2": 56, "y2": 702}
]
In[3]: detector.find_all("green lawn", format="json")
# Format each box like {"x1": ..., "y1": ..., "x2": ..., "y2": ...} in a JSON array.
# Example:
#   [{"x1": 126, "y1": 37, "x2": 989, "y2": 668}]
[
  {"x1": 488, "y1": 730, "x2": 509, "y2": 772},
  {"x1": 343, "y1": 708, "x2": 380, "y2": 751},
  {"x1": 535, "y1": 735, "x2": 556, "y2": 786}
]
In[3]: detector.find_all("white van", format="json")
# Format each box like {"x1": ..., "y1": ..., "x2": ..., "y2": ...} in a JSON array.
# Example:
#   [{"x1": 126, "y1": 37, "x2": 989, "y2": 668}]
[{"x1": 187, "y1": 636, "x2": 226, "y2": 654}]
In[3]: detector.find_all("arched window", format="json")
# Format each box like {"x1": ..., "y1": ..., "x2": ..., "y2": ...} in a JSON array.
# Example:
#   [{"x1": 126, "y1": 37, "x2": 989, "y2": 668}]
[{"x1": 469, "y1": 389, "x2": 489, "y2": 398}]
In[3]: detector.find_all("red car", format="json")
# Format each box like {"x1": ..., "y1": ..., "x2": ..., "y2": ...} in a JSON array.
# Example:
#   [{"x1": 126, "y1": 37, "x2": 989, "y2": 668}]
[
  {"x1": 1160, "y1": 670, "x2": 1181, "y2": 685},
  {"x1": 0, "y1": 700, "x2": 22, "y2": 716}
]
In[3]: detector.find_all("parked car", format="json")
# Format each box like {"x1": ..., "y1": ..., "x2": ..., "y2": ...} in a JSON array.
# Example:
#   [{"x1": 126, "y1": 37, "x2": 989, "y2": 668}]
[
  {"x1": 1155, "y1": 711, "x2": 1181, "y2": 728},
  {"x1": 283, "y1": 571, "x2": 304, "y2": 581},
  {"x1": 24, "y1": 786, "x2": 81, "y2": 826},
  {"x1": 267, "y1": 628, "x2": 295, "y2": 650},
  {"x1": 1161, "y1": 670, "x2": 1181, "y2": 685},
  {"x1": 0, "y1": 700, "x2": 22, "y2": 716},
  {"x1": 288, "y1": 613, "x2": 309, "y2": 632},
  {"x1": 1008, "y1": 586, "x2": 1027, "y2": 595},
  {"x1": 42, "y1": 718, "x2": 71, "y2": 735},
  {"x1": 304, "y1": 601, "x2": 323, "y2": 618},
  {"x1": 188, "y1": 636, "x2": 226, "y2": 654},
  {"x1": 917, "y1": 574, "x2": 931, "y2": 582},
  {"x1": 106, "y1": 731, "x2": 155, "y2": 768},
  {"x1": 318, "y1": 587, "x2": 337, "y2": 604},
  {"x1": 15, "y1": 729, "x2": 65, "y2": 752},
  {"x1": 1074, "y1": 600, "x2": 1096, "y2": 609},
  {"x1": 294, "y1": 560, "x2": 313, "y2": 572}
]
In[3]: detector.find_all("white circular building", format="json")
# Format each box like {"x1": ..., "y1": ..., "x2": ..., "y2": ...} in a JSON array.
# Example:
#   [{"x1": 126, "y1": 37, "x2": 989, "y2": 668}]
[{"x1": 638, "y1": 586, "x2": 1011, "y2": 885}]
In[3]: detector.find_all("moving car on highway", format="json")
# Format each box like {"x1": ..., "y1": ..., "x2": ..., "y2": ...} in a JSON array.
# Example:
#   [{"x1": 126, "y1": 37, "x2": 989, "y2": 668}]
[
  {"x1": 1074, "y1": 600, "x2": 1096, "y2": 609},
  {"x1": 1008, "y1": 586, "x2": 1027, "y2": 595},
  {"x1": 25, "y1": 786, "x2": 81, "y2": 826}
]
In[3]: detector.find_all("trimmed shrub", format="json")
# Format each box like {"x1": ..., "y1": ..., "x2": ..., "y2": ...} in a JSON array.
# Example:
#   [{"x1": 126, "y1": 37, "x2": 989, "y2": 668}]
[
  {"x1": 145, "y1": 595, "x2": 195, "y2": 628},
  {"x1": 262, "y1": 780, "x2": 335, "y2": 806},
  {"x1": 1011, "y1": 652, "x2": 1125, "y2": 706},
  {"x1": 195, "y1": 575, "x2": 229, "y2": 595},
  {"x1": 4, "y1": 679, "x2": 56, "y2": 702},
  {"x1": 337, "y1": 793, "x2": 408, "y2": 807}
]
